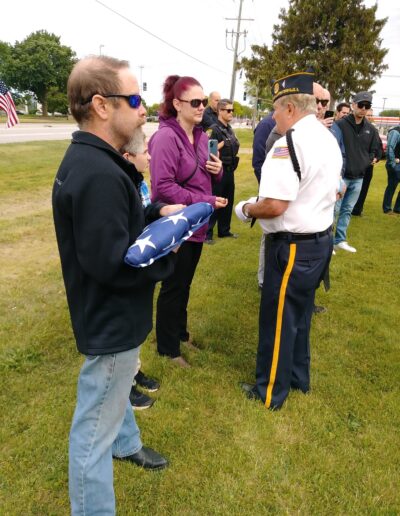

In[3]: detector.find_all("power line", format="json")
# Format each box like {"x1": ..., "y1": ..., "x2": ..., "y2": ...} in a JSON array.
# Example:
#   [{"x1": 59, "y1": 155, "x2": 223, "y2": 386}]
[{"x1": 94, "y1": 0, "x2": 229, "y2": 75}]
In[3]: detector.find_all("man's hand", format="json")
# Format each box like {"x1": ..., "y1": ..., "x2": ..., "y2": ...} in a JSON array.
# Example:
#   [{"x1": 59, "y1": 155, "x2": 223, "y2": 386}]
[
  {"x1": 159, "y1": 204, "x2": 186, "y2": 217},
  {"x1": 320, "y1": 117, "x2": 334, "y2": 129},
  {"x1": 206, "y1": 153, "x2": 222, "y2": 175}
]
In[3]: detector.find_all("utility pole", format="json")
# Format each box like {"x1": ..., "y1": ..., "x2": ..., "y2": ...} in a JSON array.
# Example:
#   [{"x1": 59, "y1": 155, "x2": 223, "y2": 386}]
[
  {"x1": 139, "y1": 65, "x2": 144, "y2": 91},
  {"x1": 226, "y1": 0, "x2": 253, "y2": 101},
  {"x1": 99, "y1": 44, "x2": 104, "y2": 56}
]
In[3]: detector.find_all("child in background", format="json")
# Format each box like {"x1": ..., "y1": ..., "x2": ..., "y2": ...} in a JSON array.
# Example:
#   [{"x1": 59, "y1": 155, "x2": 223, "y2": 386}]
[{"x1": 121, "y1": 128, "x2": 159, "y2": 410}]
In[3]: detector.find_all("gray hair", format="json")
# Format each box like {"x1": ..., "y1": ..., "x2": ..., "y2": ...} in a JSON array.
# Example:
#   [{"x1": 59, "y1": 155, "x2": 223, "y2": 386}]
[
  {"x1": 275, "y1": 93, "x2": 317, "y2": 115},
  {"x1": 120, "y1": 127, "x2": 146, "y2": 155}
]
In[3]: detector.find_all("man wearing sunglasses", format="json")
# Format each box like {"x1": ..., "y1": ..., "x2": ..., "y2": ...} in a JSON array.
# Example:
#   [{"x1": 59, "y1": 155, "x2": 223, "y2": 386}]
[
  {"x1": 331, "y1": 91, "x2": 379, "y2": 252},
  {"x1": 314, "y1": 83, "x2": 334, "y2": 128},
  {"x1": 53, "y1": 56, "x2": 178, "y2": 515},
  {"x1": 206, "y1": 99, "x2": 240, "y2": 242}
]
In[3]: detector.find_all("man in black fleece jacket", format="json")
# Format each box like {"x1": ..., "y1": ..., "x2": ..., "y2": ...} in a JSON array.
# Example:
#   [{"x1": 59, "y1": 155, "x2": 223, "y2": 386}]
[
  {"x1": 53, "y1": 56, "x2": 181, "y2": 515},
  {"x1": 331, "y1": 91, "x2": 378, "y2": 253}
]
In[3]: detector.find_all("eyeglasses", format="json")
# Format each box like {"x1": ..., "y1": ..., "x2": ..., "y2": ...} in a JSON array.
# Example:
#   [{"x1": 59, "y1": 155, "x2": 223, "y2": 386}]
[
  {"x1": 221, "y1": 109, "x2": 234, "y2": 113},
  {"x1": 357, "y1": 102, "x2": 372, "y2": 109},
  {"x1": 316, "y1": 99, "x2": 329, "y2": 107},
  {"x1": 81, "y1": 93, "x2": 142, "y2": 108},
  {"x1": 178, "y1": 98, "x2": 208, "y2": 108}
]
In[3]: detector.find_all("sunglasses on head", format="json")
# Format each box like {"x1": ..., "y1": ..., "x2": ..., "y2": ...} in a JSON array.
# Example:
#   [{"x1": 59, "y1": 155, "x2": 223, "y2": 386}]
[
  {"x1": 357, "y1": 102, "x2": 372, "y2": 109},
  {"x1": 221, "y1": 108, "x2": 234, "y2": 113},
  {"x1": 316, "y1": 98, "x2": 329, "y2": 107},
  {"x1": 178, "y1": 98, "x2": 208, "y2": 108},
  {"x1": 81, "y1": 93, "x2": 142, "y2": 109}
]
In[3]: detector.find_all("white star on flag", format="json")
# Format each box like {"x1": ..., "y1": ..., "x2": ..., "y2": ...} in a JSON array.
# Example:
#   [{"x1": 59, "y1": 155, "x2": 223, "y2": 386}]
[
  {"x1": 162, "y1": 212, "x2": 188, "y2": 225},
  {"x1": 131, "y1": 234, "x2": 156, "y2": 254}
]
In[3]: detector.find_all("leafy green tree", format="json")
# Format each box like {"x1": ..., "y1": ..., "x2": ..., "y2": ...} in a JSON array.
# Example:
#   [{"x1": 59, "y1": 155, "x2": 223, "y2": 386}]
[
  {"x1": 380, "y1": 109, "x2": 400, "y2": 117},
  {"x1": 241, "y1": 46, "x2": 282, "y2": 104},
  {"x1": 47, "y1": 87, "x2": 69, "y2": 115},
  {"x1": 146, "y1": 103, "x2": 160, "y2": 117},
  {"x1": 3, "y1": 31, "x2": 76, "y2": 116},
  {"x1": 241, "y1": 0, "x2": 388, "y2": 105},
  {"x1": 0, "y1": 41, "x2": 12, "y2": 71}
]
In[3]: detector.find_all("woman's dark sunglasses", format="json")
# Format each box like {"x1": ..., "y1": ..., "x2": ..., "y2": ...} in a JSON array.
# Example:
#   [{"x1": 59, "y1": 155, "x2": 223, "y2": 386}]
[
  {"x1": 178, "y1": 98, "x2": 208, "y2": 108},
  {"x1": 81, "y1": 93, "x2": 142, "y2": 109},
  {"x1": 221, "y1": 108, "x2": 234, "y2": 113},
  {"x1": 357, "y1": 102, "x2": 372, "y2": 109},
  {"x1": 316, "y1": 98, "x2": 329, "y2": 107}
]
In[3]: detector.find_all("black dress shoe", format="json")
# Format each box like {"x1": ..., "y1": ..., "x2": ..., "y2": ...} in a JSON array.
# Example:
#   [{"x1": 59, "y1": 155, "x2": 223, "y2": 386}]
[
  {"x1": 240, "y1": 382, "x2": 262, "y2": 401},
  {"x1": 115, "y1": 446, "x2": 168, "y2": 470}
]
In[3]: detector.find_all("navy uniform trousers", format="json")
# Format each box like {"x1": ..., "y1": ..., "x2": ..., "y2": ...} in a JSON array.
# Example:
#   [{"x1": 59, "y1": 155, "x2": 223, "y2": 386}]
[{"x1": 255, "y1": 231, "x2": 332, "y2": 409}]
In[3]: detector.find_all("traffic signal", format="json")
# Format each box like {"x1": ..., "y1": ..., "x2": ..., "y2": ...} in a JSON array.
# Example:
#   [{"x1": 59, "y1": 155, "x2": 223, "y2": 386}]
[
  {"x1": 143, "y1": 82, "x2": 147, "y2": 91},
  {"x1": 243, "y1": 91, "x2": 247, "y2": 101}
]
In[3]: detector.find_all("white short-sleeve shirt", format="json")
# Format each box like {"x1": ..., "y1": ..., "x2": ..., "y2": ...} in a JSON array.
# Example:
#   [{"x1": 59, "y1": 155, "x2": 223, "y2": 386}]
[{"x1": 258, "y1": 114, "x2": 342, "y2": 234}]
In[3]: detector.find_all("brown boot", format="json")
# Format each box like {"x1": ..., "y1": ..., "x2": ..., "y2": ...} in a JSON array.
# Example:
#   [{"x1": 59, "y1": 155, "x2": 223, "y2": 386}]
[{"x1": 171, "y1": 356, "x2": 191, "y2": 368}]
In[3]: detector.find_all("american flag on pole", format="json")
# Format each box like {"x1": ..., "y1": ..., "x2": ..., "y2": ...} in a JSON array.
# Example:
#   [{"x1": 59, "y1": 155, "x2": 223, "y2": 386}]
[{"x1": 0, "y1": 80, "x2": 19, "y2": 128}]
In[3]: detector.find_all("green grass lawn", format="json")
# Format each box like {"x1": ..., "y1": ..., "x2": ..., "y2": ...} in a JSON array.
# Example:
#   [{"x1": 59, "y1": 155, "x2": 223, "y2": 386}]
[{"x1": 0, "y1": 138, "x2": 399, "y2": 515}]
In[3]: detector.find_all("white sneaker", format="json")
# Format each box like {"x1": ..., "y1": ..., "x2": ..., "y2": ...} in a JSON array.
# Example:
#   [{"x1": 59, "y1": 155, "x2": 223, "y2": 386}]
[{"x1": 334, "y1": 241, "x2": 357, "y2": 253}]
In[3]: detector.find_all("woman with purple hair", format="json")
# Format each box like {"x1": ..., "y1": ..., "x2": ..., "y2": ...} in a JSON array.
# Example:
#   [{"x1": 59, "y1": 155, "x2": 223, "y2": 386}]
[{"x1": 149, "y1": 75, "x2": 226, "y2": 367}]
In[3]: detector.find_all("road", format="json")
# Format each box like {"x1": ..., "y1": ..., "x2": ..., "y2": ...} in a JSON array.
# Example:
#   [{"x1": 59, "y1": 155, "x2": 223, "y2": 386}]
[{"x1": 0, "y1": 122, "x2": 159, "y2": 144}]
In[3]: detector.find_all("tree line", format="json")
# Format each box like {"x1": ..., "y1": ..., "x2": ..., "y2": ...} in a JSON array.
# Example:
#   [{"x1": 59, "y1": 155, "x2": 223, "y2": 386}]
[{"x1": 240, "y1": 0, "x2": 389, "y2": 109}]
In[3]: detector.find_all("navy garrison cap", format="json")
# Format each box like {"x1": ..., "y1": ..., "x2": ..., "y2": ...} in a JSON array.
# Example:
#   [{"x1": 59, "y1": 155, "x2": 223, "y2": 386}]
[{"x1": 271, "y1": 71, "x2": 314, "y2": 102}]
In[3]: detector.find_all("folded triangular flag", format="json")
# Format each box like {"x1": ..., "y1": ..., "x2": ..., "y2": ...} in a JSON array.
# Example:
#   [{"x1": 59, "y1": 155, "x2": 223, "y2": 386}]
[{"x1": 125, "y1": 202, "x2": 214, "y2": 268}]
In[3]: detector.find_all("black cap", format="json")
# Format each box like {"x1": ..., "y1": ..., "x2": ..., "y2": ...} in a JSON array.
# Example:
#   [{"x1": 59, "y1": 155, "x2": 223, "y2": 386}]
[
  {"x1": 353, "y1": 91, "x2": 372, "y2": 103},
  {"x1": 271, "y1": 71, "x2": 314, "y2": 102}
]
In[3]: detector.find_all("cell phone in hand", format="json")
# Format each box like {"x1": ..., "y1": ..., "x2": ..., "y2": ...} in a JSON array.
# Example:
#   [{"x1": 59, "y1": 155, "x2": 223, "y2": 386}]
[
  {"x1": 324, "y1": 110, "x2": 334, "y2": 119},
  {"x1": 208, "y1": 139, "x2": 218, "y2": 159}
]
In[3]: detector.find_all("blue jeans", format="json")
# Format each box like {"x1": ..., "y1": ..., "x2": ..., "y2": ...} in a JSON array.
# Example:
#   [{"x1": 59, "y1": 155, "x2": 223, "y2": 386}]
[
  {"x1": 69, "y1": 347, "x2": 142, "y2": 516},
  {"x1": 334, "y1": 178, "x2": 363, "y2": 245},
  {"x1": 382, "y1": 164, "x2": 400, "y2": 213}
]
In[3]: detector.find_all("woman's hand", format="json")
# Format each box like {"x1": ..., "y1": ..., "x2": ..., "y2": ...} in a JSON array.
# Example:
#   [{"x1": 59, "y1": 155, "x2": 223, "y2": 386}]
[
  {"x1": 159, "y1": 204, "x2": 186, "y2": 217},
  {"x1": 215, "y1": 197, "x2": 228, "y2": 209},
  {"x1": 206, "y1": 153, "x2": 222, "y2": 175}
]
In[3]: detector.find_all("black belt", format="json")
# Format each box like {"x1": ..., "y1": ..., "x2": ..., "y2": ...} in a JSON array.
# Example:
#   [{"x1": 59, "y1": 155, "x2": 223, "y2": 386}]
[{"x1": 267, "y1": 227, "x2": 331, "y2": 242}]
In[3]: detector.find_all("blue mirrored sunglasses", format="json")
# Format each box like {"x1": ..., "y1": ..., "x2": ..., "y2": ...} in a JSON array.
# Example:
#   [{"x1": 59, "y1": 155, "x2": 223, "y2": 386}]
[{"x1": 81, "y1": 93, "x2": 142, "y2": 109}]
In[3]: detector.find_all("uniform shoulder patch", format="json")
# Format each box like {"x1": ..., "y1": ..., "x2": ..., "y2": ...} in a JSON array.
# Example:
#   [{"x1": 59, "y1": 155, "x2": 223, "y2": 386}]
[{"x1": 272, "y1": 146, "x2": 289, "y2": 159}]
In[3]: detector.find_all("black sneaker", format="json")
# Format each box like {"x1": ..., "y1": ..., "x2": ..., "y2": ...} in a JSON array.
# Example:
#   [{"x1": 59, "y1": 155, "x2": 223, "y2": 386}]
[
  {"x1": 135, "y1": 370, "x2": 160, "y2": 392},
  {"x1": 129, "y1": 386, "x2": 155, "y2": 410}
]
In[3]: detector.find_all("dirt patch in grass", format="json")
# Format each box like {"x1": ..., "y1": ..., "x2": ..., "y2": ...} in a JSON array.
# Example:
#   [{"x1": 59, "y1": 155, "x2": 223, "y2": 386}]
[{"x1": 0, "y1": 187, "x2": 51, "y2": 219}]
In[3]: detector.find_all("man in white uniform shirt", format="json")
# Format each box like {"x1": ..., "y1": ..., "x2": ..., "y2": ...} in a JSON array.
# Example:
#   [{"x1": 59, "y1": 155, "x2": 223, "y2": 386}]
[{"x1": 236, "y1": 71, "x2": 342, "y2": 409}]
